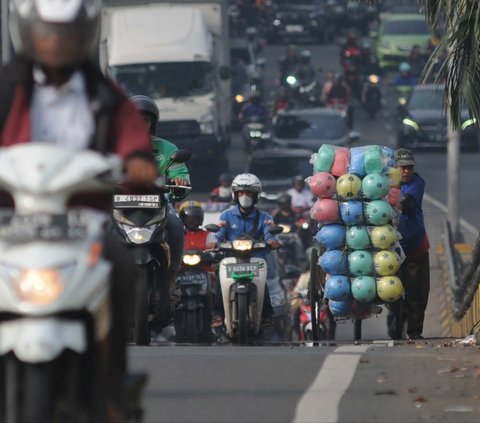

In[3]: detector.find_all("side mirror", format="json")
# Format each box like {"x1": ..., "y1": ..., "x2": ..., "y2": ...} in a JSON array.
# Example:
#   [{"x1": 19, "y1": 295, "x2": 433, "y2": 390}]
[
  {"x1": 205, "y1": 224, "x2": 220, "y2": 233},
  {"x1": 219, "y1": 66, "x2": 230, "y2": 80},
  {"x1": 268, "y1": 225, "x2": 284, "y2": 235},
  {"x1": 169, "y1": 149, "x2": 192, "y2": 163},
  {"x1": 283, "y1": 264, "x2": 301, "y2": 279},
  {"x1": 349, "y1": 130, "x2": 361, "y2": 143}
]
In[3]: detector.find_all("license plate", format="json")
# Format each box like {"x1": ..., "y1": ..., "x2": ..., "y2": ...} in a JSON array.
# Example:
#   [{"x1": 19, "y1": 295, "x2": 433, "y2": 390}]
[
  {"x1": 226, "y1": 263, "x2": 260, "y2": 278},
  {"x1": 177, "y1": 272, "x2": 208, "y2": 285},
  {"x1": 113, "y1": 195, "x2": 160, "y2": 209},
  {"x1": 286, "y1": 25, "x2": 303, "y2": 33},
  {"x1": 0, "y1": 211, "x2": 88, "y2": 241}
]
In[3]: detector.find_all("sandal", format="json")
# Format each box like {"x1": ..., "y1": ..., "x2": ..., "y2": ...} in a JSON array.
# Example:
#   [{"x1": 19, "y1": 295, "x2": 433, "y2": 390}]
[{"x1": 211, "y1": 315, "x2": 224, "y2": 328}]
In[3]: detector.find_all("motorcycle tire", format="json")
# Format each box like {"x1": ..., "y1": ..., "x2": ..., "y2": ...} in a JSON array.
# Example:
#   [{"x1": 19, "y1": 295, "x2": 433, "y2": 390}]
[
  {"x1": 134, "y1": 266, "x2": 151, "y2": 346},
  {"x1": 308, "y1": 248, "x2": 320, "y2": 342},
  {"x1": 237, "y1": 293, "x2": 249, "y2": 345},
  {"x1": 185, "y1": 309, "x2": 201, "y2": 344}
]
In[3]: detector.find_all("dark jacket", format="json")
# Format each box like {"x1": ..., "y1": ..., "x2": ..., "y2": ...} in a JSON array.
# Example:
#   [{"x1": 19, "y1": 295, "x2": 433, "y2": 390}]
[{"x1": 399, "y1": 173, "x2": 430, "y2": 257}]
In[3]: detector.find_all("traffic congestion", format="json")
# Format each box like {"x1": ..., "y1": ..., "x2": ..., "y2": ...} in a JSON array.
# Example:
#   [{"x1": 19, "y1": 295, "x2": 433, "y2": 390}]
[{"x1": 0, "y1": 0, "x2": 480, "y2": 421}]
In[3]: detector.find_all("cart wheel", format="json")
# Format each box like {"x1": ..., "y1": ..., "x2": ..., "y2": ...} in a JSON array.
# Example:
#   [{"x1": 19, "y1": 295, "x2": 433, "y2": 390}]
[
  {"x1": 354, "y1": 319, "x2": 362, "y2": 341},
  {"x1": 308, "y1": 248, "x2": 319, "y2": 342}
]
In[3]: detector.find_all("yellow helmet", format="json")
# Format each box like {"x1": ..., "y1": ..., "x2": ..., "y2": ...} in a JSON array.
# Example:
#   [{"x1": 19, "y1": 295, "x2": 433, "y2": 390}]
[{"x1": 179, "y1": 200, "x2": 203, "y2": 213}]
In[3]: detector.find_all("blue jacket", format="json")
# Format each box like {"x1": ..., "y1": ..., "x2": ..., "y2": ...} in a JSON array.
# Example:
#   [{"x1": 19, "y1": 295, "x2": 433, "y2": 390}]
[
  {"x1": 399, "y1": 173, "x2": 429, "y2": 255},
  {"x1": 215, "y1": 206, "x2": 276, "y2": 258}
]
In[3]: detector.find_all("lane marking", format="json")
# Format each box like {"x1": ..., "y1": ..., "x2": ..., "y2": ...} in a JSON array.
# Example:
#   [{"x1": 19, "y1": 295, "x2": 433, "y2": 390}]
[
  {"x1": 293, "y1": 345, "x2": 370, "y2": 423},
  {"x1": 424, "y1": 193, "x2": 478, "y2": 235}
]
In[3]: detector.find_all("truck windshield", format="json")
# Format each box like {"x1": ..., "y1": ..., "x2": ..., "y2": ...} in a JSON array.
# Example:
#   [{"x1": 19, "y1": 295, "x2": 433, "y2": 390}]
[{"x1": 110, "y1": 62, "x2": 213, "y2": 98}]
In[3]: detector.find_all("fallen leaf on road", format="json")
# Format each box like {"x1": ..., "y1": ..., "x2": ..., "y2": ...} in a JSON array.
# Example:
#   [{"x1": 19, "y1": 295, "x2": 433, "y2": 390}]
[
  {"x1": 377, "y1": 373, "x2": 388, "y2": 384},
  {"x1": 375, "y1": 390, "x2": 397, "y2": 396},
  {"x1": 414, "y1": 396, "x2": 427, "y2": 408},
  {"x1": 438, "y1": 367, "x2": 459, "y2": 375}
]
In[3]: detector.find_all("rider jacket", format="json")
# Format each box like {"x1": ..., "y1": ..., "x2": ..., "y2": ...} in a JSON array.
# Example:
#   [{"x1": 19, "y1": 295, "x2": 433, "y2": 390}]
[
  {"x1": 184, "y1": 229, "x2": 214, "y2": 271},
  {"x1": 0, "y1": 57, "x2": 151, "y2": 159}
]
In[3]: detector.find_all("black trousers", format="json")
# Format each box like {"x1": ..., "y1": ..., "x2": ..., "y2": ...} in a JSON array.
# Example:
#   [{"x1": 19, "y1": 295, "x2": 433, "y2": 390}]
[{"x1": 388, "y1": 251, "x2": 430, "y2": 338}]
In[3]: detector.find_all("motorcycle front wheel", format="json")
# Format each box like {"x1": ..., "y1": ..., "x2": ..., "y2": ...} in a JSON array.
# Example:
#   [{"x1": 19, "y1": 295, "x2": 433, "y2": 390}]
[{"x1": 237, "y1": 293, "x2": 249, "y2": 345}]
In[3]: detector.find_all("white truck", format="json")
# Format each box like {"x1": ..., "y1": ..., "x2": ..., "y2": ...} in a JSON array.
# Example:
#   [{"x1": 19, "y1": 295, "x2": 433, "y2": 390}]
[{"x1": 101, "y1": 0, "x2": 231, "y2": 184}]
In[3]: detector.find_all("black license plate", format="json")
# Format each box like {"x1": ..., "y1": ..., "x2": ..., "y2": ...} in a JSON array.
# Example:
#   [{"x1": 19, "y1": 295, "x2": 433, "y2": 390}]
[
  {"x1": 0, "y1": 211, "x2": 88, "y2": 242},
  {"x1": 113, "y1": 194, "x2": 160, "y2": 209},
  {"x1": 226, "y1": 263, "x2": 260, "y2": 278},
  {"x1": 177, "y1": 272, "x2": 208, "y2": 285}
]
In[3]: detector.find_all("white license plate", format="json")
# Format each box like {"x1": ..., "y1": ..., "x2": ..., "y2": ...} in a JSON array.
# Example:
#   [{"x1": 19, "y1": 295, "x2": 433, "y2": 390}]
[
  {"x1": 177, "y1": 272, "x2": 208, "y2": 285},
  {"x1": 286, "y1": 25, "x2": 304, "y2": 33}
]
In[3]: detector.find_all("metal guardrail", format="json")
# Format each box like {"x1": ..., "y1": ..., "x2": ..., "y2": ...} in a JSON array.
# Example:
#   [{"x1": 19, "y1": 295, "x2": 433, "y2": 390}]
[{"x1": 442, "y1": 220, "x2": 480, "y2": 336}]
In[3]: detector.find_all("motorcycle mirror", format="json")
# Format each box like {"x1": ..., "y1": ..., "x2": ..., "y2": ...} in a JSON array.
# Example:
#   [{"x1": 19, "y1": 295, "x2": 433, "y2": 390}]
[
  {"x1": 169, "y1": 149, "x2": 192, "y2": 164},
  {"x1": 204, "y1": 224, "x2": 220, "y2": 233},
  {"x1": 348, "y1": 130, "x2": 361, "y2": 143},
  {"x1": 268, "y1": 225, "x2": 284, "y2": 235}
]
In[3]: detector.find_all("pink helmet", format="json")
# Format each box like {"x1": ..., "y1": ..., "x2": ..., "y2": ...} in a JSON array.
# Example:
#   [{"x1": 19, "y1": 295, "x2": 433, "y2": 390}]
[
  {"x1": 310, "y1": 199, "x2": 340, "y2": 223},
  {"x1": 307, "y1": 172, "x2": 336, "y2": 198}
]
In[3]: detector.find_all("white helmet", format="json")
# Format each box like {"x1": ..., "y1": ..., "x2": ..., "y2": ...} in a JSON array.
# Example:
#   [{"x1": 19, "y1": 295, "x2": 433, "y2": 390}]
[
  {"x1": 232, "y1": 173, "x2": 262, "y2": 194},
  {"x1": 9, "y1": 0, "x2": 102, "y2": 66}
]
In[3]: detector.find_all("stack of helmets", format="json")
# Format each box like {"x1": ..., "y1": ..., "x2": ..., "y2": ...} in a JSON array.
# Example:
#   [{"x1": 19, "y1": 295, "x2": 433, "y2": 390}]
[{"x1": 309, "y1": 144, "x2": 405, "y2": 319}]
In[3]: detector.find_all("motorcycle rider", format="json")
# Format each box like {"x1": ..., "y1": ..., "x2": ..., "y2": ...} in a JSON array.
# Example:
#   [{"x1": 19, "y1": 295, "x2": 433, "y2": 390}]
[
  {"x1": 210, "y1": 172, "x2": 233, "y2": 203},
  {"x1": 130, "y1": 94, "x2": 191, "y2": 333},
  {"x1": 287, "y1": 176, "x2": 314, "y2": 211},
  {"x1": 327, "y1": 73, "x2": 354, "y2": 128},
  {"x1": 0, "y1": 0, "x2": 157, "y2": 418},
  {"x1": 211, "y1": 173, "x2": 279, "y2": 329},
  {"x1": 278, "y1": 44, "x2": 299, "y2": 86},
  {"x1": 179, "y1": 201, "x2": 216, "y2": 272},
  {"x1": 293, "y1": 49, "x2": 317, "y2": 87},
  {"x1": 273, "y1": 86, "x2": 291, "y2": 115},
  {"x1": 395, "y1": 62, "x2": 417, "y2": 87},
  {"x1": 239, "y1": 90, "x2": 268, "y2": 124}
]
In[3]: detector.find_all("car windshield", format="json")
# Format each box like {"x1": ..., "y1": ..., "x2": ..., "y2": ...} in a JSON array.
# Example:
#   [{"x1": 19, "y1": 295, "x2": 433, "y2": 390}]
[
  {"x1": 249, "y1": 156, "x2": 312, "y2": 180},
  {"x1": 383, "y1": 19, "x2": 429, "y2": 35},
  {"x1": 109, "y1": 62, "x2": 213, "y2": 98},
  {"x1": 274, "y1": 114, "x2": 346, "y2": 140},
  {"x1": 408, "y1": 89, "x2": 445, "y2": 110}
]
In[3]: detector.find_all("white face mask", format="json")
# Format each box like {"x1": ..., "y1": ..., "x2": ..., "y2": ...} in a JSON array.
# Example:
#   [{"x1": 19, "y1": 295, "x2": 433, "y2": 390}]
[
  {"x1": 238, "y1": 194, "x2": 253, "y2": 208},
  {"x1": 219, "y1": 186, "x2": 231, "y2": 198}
]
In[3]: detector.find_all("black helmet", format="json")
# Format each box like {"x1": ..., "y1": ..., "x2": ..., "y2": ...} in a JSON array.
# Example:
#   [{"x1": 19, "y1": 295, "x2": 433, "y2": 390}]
[
  {"x1": 277, "y1": 193, "x2": 292, "y2": 206},
  {"x1": 9, "y1": 0, "x2": 102, "y2": 68},
  {"x1": 179, "y1": 201, "x2": 204, "y2": 230},
  {"x1": 130, "y1": 95, "x2": 160, "y2": 135}
]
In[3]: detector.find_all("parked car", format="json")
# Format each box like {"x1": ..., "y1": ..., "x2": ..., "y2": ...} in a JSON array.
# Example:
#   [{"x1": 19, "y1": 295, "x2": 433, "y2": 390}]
[
  {"x1": 266, "y1": 0, "x2": 334, "y2": 44},
  {"x1": 272, "y1": 108, "x2": 359, "y2": 151},
  {"x1": 396, "y1": 84, "x2": 479, "y2": 151},
  {"x1": 374, "y1": 13, "x2": 431, "y2": 69}
]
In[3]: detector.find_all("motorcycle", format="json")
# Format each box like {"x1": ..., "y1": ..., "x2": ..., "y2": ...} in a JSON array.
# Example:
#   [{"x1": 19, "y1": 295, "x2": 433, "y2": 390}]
[
  {"x1": 205, "y1": 225, "x2": 283, "y2": 344},
  {"x1": 242, "y1": 116, "x2": 271, "y2": 153},
  {"x1": 0, "y1": 144, "x2": 146, "y2": 422},
  {"x1": 111, "y1": 150, "x2": 191, "y2": 345},
  {"x1": 174, "y1": 249, "x2": 214, "y2": 343},
  {"x1": 362, "y1": 74, "x2": 382, "y2": 118}
]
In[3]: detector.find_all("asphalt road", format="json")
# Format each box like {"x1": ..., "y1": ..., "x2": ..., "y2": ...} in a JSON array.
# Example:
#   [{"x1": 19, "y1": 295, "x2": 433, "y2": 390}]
[{"x1": 129, "y1": 36, "x2": 480, "y2": 422}]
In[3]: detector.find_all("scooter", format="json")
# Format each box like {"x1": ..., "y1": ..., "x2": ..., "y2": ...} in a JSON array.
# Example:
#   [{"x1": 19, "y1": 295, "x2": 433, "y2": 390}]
[
  {"x1": 205, "y1": 225, "x2": 283, "y2": 344},
  {"x1": 0, "y1": 144, "x2": 146, "y2": 422},
  {"x1": 111, "y1": 150, "x2": 191, "y2": 345},
  {"x1": 242, "y1": 116, "x2": 271, "y2": 154},
  {"x1": 174, "y1": 249, "x2": 214, "y2": 343},
  {"x1": 362, "y1": 74, "x2": 382, "y2": 118}
]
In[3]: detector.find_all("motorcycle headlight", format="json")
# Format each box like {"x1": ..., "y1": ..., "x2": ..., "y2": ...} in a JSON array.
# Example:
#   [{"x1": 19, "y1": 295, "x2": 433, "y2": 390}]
[
  {"x1": 232, "y1": 239, "x2": 253, "y2": 251},
  {"x1": 273, "y1": 19, "x2": 281, "y2": 26},
  {"x1": 235, "y1": 94, "x2": 245, "y2": 103},
  {"x1": 183, "y1": 254, "x2": 202, "y2": 266},
  {"x1": 402, "y1": 118, "x2": 419, "y2": 131},
  {"x1": 286, "y1": 75, "x2": 297, "y2": 86},
  {"x1": 261, "y1": 131, "x2": 271, "y2": 140},
  {"x1": 13, "y1": 268, "x2": 66, "y2": 306},
  {"x1": 279, "y1": 224, "x2": 292, "y2": 233},
  {"x1": 368, "y1": 74, "x2": 379, "y2": 84},
  {"x1": 126, "y1": 227, "x2": 154, "y2": 244},
  {"x1": 249, "y1": 130, "x2": 263, "y2": 138}
]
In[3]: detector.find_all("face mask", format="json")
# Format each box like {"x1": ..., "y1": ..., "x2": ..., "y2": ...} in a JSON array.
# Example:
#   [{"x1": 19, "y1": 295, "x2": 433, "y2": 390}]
[
  {"x1": 238, "y1": 194, "x2": 253, "y2": 208},
  {"x1": 219, "y1": 187, "x2": 231, "y2": 198}
]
